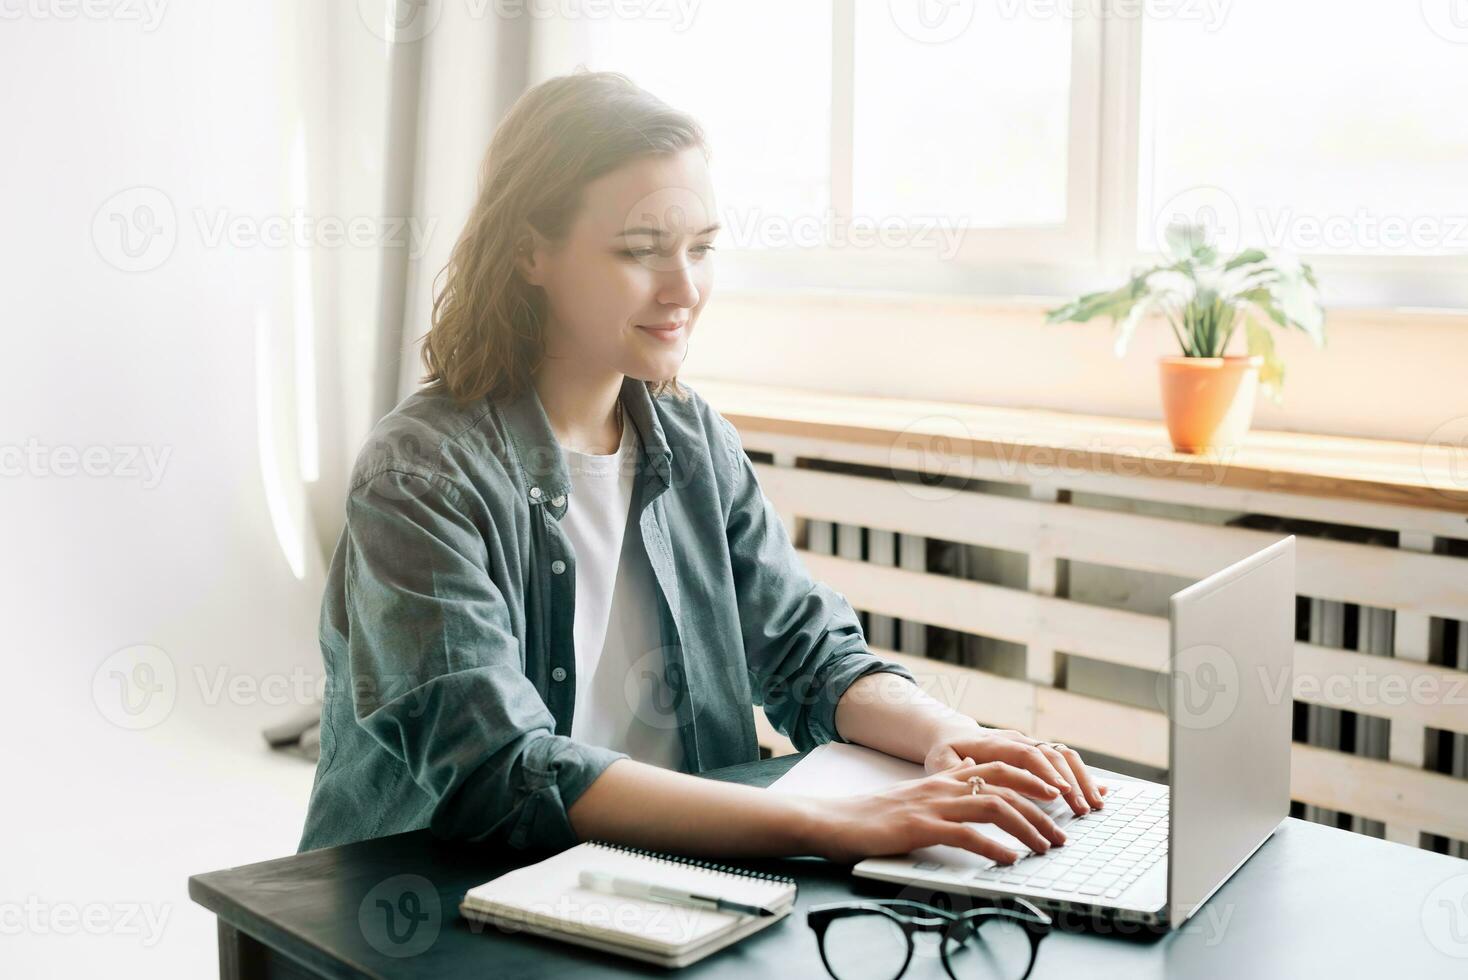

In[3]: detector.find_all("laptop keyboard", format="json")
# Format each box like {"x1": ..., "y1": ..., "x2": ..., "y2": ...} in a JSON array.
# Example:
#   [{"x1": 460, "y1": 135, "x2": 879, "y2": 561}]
[{"x1": 969, "y1": 783, "x2": 1169, "y2": 900}]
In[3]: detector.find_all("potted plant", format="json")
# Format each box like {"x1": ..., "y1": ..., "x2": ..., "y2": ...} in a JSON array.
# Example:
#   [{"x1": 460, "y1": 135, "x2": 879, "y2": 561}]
[{"x1": 1046, "y1": 223, "x2": 1326, "y2": 453}]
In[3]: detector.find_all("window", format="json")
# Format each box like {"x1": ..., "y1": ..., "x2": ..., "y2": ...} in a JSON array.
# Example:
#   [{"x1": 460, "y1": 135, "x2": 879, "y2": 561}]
[
  {"x1": 851, "y1": 4, "x2": 1072, "y2": 230},
  {"x1": 536, "y1": 1, "x2": 1468, "y2": 306},
  {"x1": 1140, "y1": 2, "x2": 1468, "y2": 258},
  {"x1": 576, "y1": 1, "x2": 832, "y2": 238}
]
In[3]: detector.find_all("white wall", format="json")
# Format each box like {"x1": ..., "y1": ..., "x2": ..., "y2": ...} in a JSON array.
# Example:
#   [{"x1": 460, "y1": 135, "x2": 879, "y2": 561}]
[{"x1": 2, "y1": 5, "x2": 350, "y2": 975}]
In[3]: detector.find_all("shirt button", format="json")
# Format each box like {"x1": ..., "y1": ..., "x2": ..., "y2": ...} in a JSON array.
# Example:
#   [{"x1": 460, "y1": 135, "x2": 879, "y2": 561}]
[
  {"x1": 529, "y1": 486, "x2": 542, "y2": 499},
  {"x1": 551, "y1": 495, "x2": 566, "y2": 508},
  {"x1": 551, "y1": 667, "x2": 567, "y2": 682},
  {"x1": 551, "y1": 560, "x2": 566, "y2": 575}
]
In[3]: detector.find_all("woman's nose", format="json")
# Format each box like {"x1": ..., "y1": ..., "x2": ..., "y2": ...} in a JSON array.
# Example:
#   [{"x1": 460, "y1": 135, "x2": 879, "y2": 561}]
[{"x1": 657, "y1": 261, "x2": 701, "y2": 308}]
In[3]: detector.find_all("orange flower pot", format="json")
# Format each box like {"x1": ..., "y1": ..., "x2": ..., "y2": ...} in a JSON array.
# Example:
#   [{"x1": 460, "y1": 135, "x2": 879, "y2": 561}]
[{"x1": 1157, "y1": 355, "x2": 1262, "y2": 454}]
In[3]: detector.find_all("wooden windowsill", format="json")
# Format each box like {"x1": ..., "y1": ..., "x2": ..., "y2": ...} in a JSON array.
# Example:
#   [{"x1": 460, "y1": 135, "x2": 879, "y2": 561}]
[{"x1": 688, "y1": 378, "x2": 1468, "y2": 517}]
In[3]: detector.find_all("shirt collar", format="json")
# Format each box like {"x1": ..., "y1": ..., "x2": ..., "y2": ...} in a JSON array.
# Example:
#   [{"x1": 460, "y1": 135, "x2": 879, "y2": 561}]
[{"x1": 497, "y1": 376, "x2": 674, "y2": 517}]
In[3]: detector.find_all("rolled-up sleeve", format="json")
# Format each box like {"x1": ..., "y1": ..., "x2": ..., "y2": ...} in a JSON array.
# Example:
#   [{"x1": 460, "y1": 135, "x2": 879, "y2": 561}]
[
  {"x1": 716, "y1": 417, "x2": 916, "y2": 751},
  {"x1": 340, "y1": 467, "x2": 625, "y2": 850}
]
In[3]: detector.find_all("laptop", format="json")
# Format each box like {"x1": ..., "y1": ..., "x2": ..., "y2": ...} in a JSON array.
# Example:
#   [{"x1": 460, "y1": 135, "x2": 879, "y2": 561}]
[{"x1": 852, "y1": 535, "x2": 1297, "y2": 929}]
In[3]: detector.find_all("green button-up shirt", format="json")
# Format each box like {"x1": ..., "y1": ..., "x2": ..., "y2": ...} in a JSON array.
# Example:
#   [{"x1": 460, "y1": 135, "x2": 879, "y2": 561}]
[{"x1": 299, "y1": 376, "x2": 914, "y2": 853}]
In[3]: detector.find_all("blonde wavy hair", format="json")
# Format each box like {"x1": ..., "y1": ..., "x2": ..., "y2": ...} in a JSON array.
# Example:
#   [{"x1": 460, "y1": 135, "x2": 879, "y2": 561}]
[{"x1": 419, "y1": 71, "x2": 707, "y2": 409}]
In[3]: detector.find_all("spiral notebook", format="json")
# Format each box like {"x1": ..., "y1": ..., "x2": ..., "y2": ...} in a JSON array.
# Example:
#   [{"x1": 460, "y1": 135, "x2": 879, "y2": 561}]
[{"x1": 459, "y1": 841, "x2": 798, "y2": 968}]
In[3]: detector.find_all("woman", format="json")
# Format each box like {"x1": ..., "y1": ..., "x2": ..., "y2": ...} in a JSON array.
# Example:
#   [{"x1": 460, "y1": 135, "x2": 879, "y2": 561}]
[{"x1": 300, "y1": 71, "x2": 1105, "y2": 864}]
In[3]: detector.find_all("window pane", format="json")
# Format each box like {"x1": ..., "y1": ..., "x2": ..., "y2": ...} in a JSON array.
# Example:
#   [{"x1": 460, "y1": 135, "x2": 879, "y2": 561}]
[
  {"x1": 852, "y1": 4, "x2": 1072, "y2": 228},
  {"x1": 1140, "y1": 2, "x2": 1468, "y2": 256},
  {"x1": 581, "y1": 2, "x2": 830, "y2": 245}
]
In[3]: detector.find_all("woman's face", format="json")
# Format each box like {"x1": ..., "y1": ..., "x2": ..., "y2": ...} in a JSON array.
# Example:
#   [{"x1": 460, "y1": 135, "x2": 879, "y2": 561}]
[{"x1": 520, "y1": 147, "x2": 718, "y2": 384}]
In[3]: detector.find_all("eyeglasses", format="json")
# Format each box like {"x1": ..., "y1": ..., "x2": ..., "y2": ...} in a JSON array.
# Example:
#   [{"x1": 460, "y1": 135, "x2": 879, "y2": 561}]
[{"x1": 806, "y1": 897, "x2": 1052, "y2": 980}]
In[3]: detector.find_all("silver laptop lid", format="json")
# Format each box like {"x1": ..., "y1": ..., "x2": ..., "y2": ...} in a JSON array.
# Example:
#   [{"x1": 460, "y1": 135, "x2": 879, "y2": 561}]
[{"x1": 1166, "y1": 536, "x2": 1296, "y2": 929}]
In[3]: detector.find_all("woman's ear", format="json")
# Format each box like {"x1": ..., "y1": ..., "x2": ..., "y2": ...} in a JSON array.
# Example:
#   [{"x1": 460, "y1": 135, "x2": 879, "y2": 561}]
[{"x1": 514, "y1": 229, "x2": 550, "y2": 286}]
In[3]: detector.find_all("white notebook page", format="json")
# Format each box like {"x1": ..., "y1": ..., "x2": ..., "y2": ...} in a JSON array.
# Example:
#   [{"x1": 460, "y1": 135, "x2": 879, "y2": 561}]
[{"x1": 462, "y1": 842, "x2": 795, "y2": 955}]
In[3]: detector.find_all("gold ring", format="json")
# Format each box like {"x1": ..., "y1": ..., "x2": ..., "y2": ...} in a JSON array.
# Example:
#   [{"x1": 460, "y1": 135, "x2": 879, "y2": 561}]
[
  {"x1": 1041, "y1": 741, "x2": 1068, "y2": 753},
  {"x1": 967, "y1": 775, "x2": 986, "y2": 795}
]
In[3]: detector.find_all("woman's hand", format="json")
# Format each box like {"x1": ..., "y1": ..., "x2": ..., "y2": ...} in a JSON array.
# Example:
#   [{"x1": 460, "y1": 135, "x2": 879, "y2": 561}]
[
  {"x1": 923, "y1": 722, "x2": 1108, "y2": 816},
  {"x1": 803, "y1": 759, "x2": 1070, "y2": 864}
]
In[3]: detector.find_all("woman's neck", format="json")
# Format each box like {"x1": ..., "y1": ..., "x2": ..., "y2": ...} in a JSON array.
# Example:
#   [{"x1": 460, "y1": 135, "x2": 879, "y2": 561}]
[{"x1": 533, "y1": 360, "x2": 625, "y2": 456}]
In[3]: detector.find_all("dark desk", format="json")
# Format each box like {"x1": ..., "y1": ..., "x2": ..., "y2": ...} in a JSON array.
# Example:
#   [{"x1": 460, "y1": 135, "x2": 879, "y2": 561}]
[{"x1": 191, "y1": 754, "x2": 1468, "y2": 978}]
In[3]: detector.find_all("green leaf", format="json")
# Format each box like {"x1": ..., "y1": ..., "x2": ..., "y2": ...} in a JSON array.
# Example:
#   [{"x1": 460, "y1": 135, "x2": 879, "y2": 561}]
[
  {"x1": 1270, "y1": 259, "x2": 1326, "y2": 348},
  {"x1": 1164, "y1": 221, "x2": 1224, "y2": 262},
  {"x1": 1045, "y1": 280, "x2": 1145, "y2": 325},
  {"x1": 1223, "y1": 248, "x2": 1269, "y2": 271},
  {"x1": 1113, "y1": 296, "x2": 1154, "y2": 358},
  {"x1": 1245, "y1": 313, "x2": 1286, "y2": 402},
  {"x1": 1164, "y1": 309, "x2": 1190, "y2": 355}
]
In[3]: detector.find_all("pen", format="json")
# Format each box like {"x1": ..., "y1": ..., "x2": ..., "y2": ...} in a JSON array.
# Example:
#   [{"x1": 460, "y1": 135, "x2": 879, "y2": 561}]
[{"x1": 578, "y1": 869, "x2": 777, "y2": 917}]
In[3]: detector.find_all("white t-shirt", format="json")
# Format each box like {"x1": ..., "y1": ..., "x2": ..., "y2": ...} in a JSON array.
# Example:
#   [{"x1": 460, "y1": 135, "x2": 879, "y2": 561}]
[{"x1": 561, "y1": 416, "x2": 686, "y2": 772}]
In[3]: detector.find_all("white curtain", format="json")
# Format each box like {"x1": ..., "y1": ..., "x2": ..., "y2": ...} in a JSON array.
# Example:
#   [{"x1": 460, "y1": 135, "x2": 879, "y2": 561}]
[{"x1": 304, "y1": 2, "x2": 534, "y2": 566}]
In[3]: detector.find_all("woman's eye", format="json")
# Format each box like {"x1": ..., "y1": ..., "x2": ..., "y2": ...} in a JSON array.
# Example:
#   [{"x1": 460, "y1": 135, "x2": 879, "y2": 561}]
[{"x1": 620, "y1": 244, "x2": 716, "y2": 260}]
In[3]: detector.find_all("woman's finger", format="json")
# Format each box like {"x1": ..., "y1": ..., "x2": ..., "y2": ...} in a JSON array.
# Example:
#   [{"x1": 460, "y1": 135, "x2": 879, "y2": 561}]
[
  {"x1": 947, "y1": 793, "x2": 1053, "y2": 855},
  {"x1": 992, "y1": 786, "x2": 1068, "y2": 846},
  {"x1": 987, "y1": 785, "x2": 1069, "y2": 846},
  {"x1": 988, "y1": 741, "x2": 1072, "y2": 795},
  {"x1": 1037, "y1": 744, "x2": 1089, "y2": 815},
  {"x1": 1052, "y1": 743, "x2": 1105, "y2": 809},
  {"x1": 970, "y1": 761, "x2": 1062, "y2": 802},
  {"x1": 906, "y1": 762, "x2": 986, "y2": 796},
  {"x1": 940, "y1": 785, "x2": 1066, "y2": 848},
  {"x1": 924, "y1": 819, "x2": 1020, "y2": 865},
  {"x1": 932, "y1": 748, "x2": 965, "y2": 771},
  {"x1": 930, "y1": 761, "x2": 988, "y2": 783}
]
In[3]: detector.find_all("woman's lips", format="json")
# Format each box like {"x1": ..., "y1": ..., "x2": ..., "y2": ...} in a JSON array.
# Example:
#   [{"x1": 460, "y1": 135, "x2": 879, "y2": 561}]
[{"x1": 637, "y1": 322, "x2": 686, "y2": 341}]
